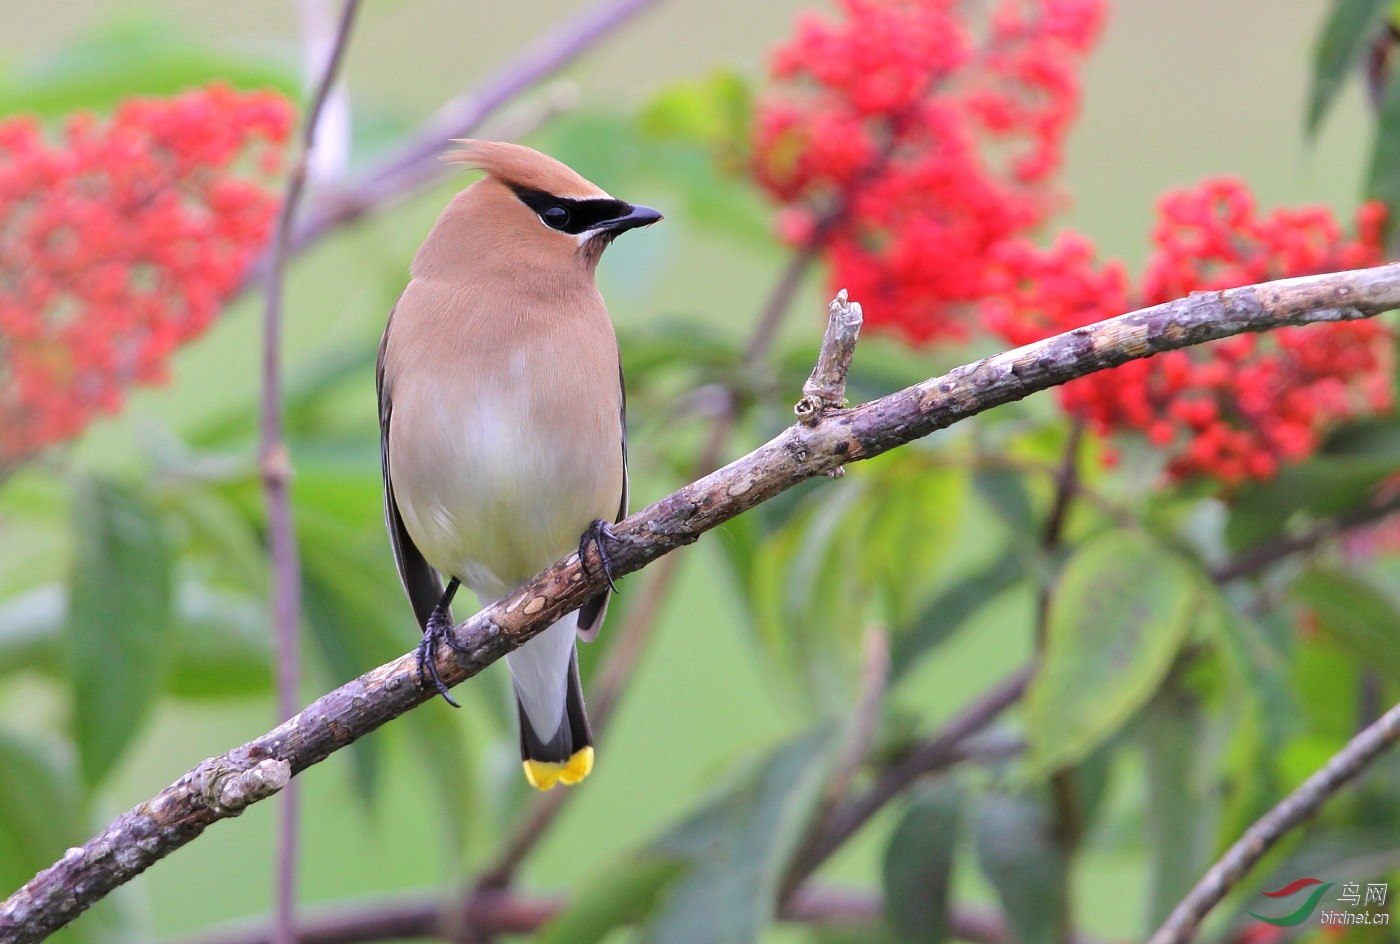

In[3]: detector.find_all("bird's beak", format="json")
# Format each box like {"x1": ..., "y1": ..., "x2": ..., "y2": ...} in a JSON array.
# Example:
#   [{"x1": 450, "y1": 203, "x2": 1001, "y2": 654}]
[{"x1": 599, "y1": 204, "x2": 664, "y2": 236}]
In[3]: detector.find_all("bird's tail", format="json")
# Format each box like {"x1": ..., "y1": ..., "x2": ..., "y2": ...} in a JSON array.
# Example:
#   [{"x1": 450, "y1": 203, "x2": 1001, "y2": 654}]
[{"x1": 506, "y1": 615, "x2": 594, "y2": 790}]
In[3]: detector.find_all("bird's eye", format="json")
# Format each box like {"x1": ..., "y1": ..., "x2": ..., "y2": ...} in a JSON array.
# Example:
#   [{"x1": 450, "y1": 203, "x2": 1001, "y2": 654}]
[{"x1": 542, "y1": 205, "x2": 571, "y2": 229}]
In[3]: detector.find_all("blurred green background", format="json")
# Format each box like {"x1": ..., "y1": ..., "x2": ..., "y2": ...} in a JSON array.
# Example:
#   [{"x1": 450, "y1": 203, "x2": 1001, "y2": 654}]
[{"x1": 0, "y1": 2, "x2": 1388, "y2": 943}]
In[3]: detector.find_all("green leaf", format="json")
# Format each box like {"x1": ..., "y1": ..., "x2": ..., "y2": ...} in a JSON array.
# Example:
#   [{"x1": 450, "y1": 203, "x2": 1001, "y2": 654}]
[
  {"x1": 1306, "y1": 0, "x2": 1392, "y2": 136},
  {"x1": 638, "y1": 730, "x2": 833, "y2": 944},
  {"x1": 861, "y1": 458, "x2": 968, "y2": 626},
  {"x1": 1205, "y1": 598, "x2": 1292, "y2": 746},
  {"x1": 890, "y1": 548, "x2": 1028, "y2": 683},
  {"x1": 166, "y1": 583, "x2": 272, "y2": 699},
  {"x1": 0, "y1": 586, "x2": 65, "y2": 678},
  {"x1": 883, "y1": 782, "x2": 962, "y2": 944},
  {"x1": 0, "y1": 12, "x2": 297, "y2": 118},
  {"x1": 68, "y1": 475, "x2": 174, "y2": 786},
  {"x1": 618, "y1": 319, "x2": 744, "y2": 384},
  {"x1": 1140, "y1": 688, "x2": 1217, "y2": 930},
  {"x1": 1291, "y1": 567, "x2": 1400, "y2": 677},
  {"x1": 0, "y1": 732, "x2": 83, "y2": 899},
  {"x1": 1368, "y1": 65, "x2": 1400, "y2": 247},
  {"x1": 1025, "y1": 530, "x2": 1200, "y2": 776},
  {"x1": 1203, "y1": 604, "x2": 1293, "y2": 849},
  {"x1": 541, "y1": 855, "x2": 689, "y2": 944},
  {"x1": 541, "y1": 111, "x2": 775, "y2": 248},
  {"x1": 640, "y1": 70, "x2": 752, "y2": 154},
  {"x1": 300, "y1": 517, "x2": 397, "y2": 811},
  {"x1": 159, "y1": 480, "x2": 267, "y2": 591},
  {"x1": 974, "y1": 791, "x2": 1068, "y2": 944},
  {"x1": 973, "y1": 468, "x2": 1037, "y2": 534},
  {"x1": 748, "y1": 455, "x2": 967, "y2": 704},
  {"x1": 1226, "y1": 453, "x2": 1400, "y2": 553},
  {"x1": 299, "y1": 506, "x2": 482, "y2": 845},
  {"x1": 749, "y1": 482, "x2": 870, "y2": 702}
]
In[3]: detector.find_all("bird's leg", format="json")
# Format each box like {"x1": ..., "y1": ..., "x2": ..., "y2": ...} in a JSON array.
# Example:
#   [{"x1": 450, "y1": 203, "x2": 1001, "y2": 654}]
[
  {"x1": 578, "y1": 519, "x2": 621, "y2": 593},
  {"x1": 418, "y1": 577, "x2": 463, "y2": 707}
]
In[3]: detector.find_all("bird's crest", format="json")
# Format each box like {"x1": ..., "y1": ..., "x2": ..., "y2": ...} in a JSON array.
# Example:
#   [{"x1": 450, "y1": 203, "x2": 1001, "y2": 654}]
[{"x1": 443, "y1": 139, "x2": 609, "y2": 200}]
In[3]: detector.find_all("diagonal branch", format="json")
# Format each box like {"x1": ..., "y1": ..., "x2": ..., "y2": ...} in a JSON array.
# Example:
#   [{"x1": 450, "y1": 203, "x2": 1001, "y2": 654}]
[
  {"x1": 1147, "y1": 689, "x2": 1400, "y2": 944},
  {"x1": 1208, "y1": 490, "x2": 1400, "y2": 583},
  {"x1": 281, "y1": 0, "x2": 662, "y2": 257},
  {"x1": 779, "y1": 667, "x2": 1032, "y2": 901},
  {"x1": 231, "y1": 0, "x2": 661, "y2": 298},
  {"x1": 4, "y1": 264, "x2": 1399, "y2": 944}
]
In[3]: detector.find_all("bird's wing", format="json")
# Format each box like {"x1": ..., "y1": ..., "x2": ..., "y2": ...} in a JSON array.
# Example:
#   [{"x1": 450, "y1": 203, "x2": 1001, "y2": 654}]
[
  {"x1": 575, "y1": 359, "x2": 628, "y2": 642},
  {"x1": 378, "y1": 303, "x2": 448, "y2": 632}
]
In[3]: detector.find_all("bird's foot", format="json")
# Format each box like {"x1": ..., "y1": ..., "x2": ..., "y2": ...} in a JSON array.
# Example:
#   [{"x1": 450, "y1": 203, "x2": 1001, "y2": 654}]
[
  {"x1": 578, "y1": 519, "x2": 621, "y2": 593},
  {"x1": 417, "y1": 604, "x2": 463, "y2": 708}
]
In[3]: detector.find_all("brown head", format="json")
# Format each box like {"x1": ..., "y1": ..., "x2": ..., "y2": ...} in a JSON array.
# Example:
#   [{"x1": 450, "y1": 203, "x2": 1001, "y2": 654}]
[{"x1": 411, "y1": 139, "x2": 662, "y2": 281}]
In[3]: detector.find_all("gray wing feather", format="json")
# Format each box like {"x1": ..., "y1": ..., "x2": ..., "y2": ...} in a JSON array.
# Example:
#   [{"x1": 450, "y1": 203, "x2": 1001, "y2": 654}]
[
  {"x1": 378, "y1": 304, "x2": 448, "y2": 632},
  {"x1": 575, "y1": 360, "x2": 628, "y2": 642}
]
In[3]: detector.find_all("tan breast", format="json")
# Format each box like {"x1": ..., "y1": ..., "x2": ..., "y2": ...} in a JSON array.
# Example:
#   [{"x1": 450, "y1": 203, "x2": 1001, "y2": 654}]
[{"x1": 383, "y1": 276, "x2": 624, "y2": 600}]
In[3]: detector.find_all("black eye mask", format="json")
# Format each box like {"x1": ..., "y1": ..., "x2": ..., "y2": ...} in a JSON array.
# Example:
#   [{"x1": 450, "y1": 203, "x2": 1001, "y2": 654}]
[{"x1": 511, "y1": 186, "x2": 634, "y2": 236}]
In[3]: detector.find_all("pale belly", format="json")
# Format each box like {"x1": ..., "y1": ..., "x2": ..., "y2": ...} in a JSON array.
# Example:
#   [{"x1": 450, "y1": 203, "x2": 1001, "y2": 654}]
[{"x1": 388, "y1": 375, "x2": 623, "y2": 602}]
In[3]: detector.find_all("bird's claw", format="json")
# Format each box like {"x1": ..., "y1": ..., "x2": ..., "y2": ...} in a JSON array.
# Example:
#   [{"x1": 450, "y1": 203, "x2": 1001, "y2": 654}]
[
  {"x1": 417, "y1": 606, "x2": 462, "y2": 708},
  {"x1": 579, "y1": 519, "x2": 621, "y2": 594}
]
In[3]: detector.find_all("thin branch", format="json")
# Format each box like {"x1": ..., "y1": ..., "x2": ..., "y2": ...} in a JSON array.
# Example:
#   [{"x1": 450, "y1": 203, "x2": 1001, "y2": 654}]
[
  {"x1": 5, "y1": 264, "x2": 1400, "y2": 944},
  {"x1": 1038, "y1": 421, "x2": 1085, "y2": 944},
  {"x1": 795, "y1": 290, "x2": 864, "y2": 429},
  {"x1": 740, "y1": 234, "x2": 829, "y2": 377},
  {"x1": 259, "y1": 6, "x2": 360, "y2": 944},
  {"x1": 1208, "y1": 490, "x2": 1400, "y2": 583},
  {"x1": 1147, "y1": 690, "x2": 1400, "y2": 944},
  {"x1": 280, "y1": 0, "x2": 662, "y2": 258},
  {"x1": 780, "y1": 667, "x2": 1032, "y2": 900},
  {"x1": 171, "y1": 886, "x2": 1055, "y2": 944},
  {"x1": 821, "y1": 625, "x2": 891, "y2": 813}
]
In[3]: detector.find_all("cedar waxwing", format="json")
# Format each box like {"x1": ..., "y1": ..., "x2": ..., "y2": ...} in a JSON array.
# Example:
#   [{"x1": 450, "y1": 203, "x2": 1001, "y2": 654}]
[{"x1": 377, "y1": 140, "x2": 661, "y2": 791}]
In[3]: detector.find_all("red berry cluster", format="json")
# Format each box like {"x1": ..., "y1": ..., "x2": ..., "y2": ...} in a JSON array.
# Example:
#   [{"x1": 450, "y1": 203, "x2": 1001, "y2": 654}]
[
  {"x1": 0, "y1": 84, "x2": 293, "y2": 465},
  {"x1": 751, "y1": 0, "x2": 1107, "y2": 343},
  {"x1": 984, "y1": 179, "x2": 1392, "y2": 484}
]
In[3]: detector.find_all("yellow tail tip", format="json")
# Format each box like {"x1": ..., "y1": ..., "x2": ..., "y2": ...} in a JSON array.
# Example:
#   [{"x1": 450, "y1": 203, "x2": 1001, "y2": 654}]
[{"x1": 523, "y1": 746, "x2": 594, "y2": 791}]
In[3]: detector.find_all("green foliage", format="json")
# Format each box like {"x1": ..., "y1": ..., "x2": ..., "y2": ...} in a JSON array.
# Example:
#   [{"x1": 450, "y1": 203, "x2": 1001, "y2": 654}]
[
  {"x1": 1368, "y1": 67, "x2": 1400, "y2": 248},
  {"x1": 542, "y1": 856, "x2": 689, "y2": 944},
  {"x1": 888, "y1": 548, "x2": 1028, "y2": 684},
  {"x1": 0, "y1": 13, "x2": 297, "y2": 118},
  {"x1": 67, "y1": 474, "x2": 174, "y2": 786},
  {"x1": 1225, "y1": 440, "x2": 1400, "y2": 552},
  {"x1": 729, "y1": 451, "x2": 968, "y2": 708},
  {"x1": 882, "y1": 782, "x2": 961, "y2": 944},
  {"x1": 0, "y1": 731, "x2": 83, "y2": 904},
  {"x1": 547, "y1": 731, "x2": 833, "y2": 943},
  {"x1": 637, "y1": 730, "x2": 833, "y2": 944},
  {"x1": 1311, "y1": 0, "x2": 1400, "y2": 243},
  {"x1": 974, "y1": 791, "x2": 1069, "y2": 944},
  {"x1": 1025, "y1": 530, "x2": 1201, "y2": 776},
  {"x1": 5, "y1": 10, "x2": 1400, "y2": 944},
  {"x1": 1140, "y1": 688, "x2": 1217, "y2": 930},
  {"x1": 640, "y1": 69, "x2": 752, "y2": 159},
  {"x1": 1292, "y1": 566, "x2": 1400, "y2": 676},
  {"x1": 1306, "y1": 0, "x2": 1393, "y2": 136}
]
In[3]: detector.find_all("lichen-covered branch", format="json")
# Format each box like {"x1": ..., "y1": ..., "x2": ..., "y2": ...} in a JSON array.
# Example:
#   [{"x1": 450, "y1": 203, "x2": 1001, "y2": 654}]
[
  {"x1": 796, "y1": 289, "x2": 864, "y2": 422},
  {"x1": 4, "y1": 264, "x2": 1399, "y2": 944}
]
